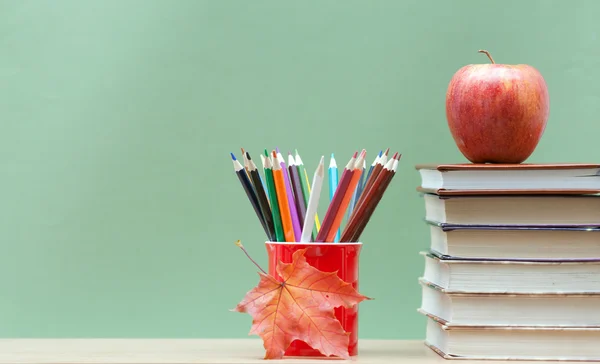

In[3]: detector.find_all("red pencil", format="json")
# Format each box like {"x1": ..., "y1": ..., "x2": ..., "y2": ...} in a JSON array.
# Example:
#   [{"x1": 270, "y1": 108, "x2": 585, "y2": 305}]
[
  {"x1": 341, "y1": 153, "x2": 399, "y2": 242},
  {"x1": 314, "y1": 151, "x2": 358, "y2": 242}
]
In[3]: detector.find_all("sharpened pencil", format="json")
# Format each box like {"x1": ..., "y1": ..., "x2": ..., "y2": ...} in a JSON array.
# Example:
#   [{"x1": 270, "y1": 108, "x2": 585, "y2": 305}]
[
  {"x1": 324, "y1": 150, "x2": 365, "y2": 242},
  {"x1": 276, "y1": 149, "x2": 302, "y2": 241},
  {"x1": 347, "y1": 158, "x2": 366, "y2": 217},
  {"x1": 230, "y1": 146, "x2": 400, "y2": 245},
  {"x1": 246, "y1": 152, "x2": 275, "y2": 241},
  {"x1": 288, "y1": 153, "x2": 307, "y2": 232},
  {"x1": 328, "y1": 153, "x2": 340, "y2": 242},
  {"x1": 342, "y1": 153, "x2": 399, "y2": 242},
  {"x1": 296, "y1": 150, "x2": 321, "y2": 239},
  {"x1": 316, "y1": 152, "x2": 358, "y2": 242},
  {"x1": 295, "y1": 150, "x2": 318, "y2": 239},
  {"x1": 259, "y1": 154, "x2": 270, "y2": 204},
  {"x1": 349, "y1": 154, "x2": 399, "y2": 242},
  {"x1": 300, "y1": 156, "x2": 324, "y2": 242},
  {"x1": 231, "y1": 153, "x2": 270, "y2": 239},
  {"x1": 262, "y1": 150, "x2": 284, "y2": 241},
  {"x1": 241, "y1": 148, "x2": 251, "y2": 177},
  {"x1": 272, "y1": 151, "x2": 295, "y2": 242},
  {"x1": 358, "y1": 150, "x2": 381, "y2": 201},
  {"x1": 354, "y1": 148, "x2": 388, "y2": 212}
]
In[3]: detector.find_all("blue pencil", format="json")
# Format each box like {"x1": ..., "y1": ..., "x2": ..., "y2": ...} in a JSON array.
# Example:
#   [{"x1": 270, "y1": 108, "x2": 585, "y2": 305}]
[{"x1": 328, "y1": 153, "x2": 340, "y2": 242}]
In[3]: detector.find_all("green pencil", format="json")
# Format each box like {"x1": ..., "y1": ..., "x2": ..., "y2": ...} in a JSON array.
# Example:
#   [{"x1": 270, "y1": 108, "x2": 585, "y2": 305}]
[{"x1": 263, "y1": 149, "x2": 284, "y2": 242}]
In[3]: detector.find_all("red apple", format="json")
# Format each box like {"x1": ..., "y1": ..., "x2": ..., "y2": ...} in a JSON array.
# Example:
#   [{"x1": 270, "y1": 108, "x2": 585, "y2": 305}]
[{"x1": 446, "y1": 50, "x2": 549, "y2": 164}]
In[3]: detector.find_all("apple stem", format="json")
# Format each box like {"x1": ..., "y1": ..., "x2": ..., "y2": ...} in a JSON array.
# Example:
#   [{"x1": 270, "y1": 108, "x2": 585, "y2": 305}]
[
  {"x1": 235, "y1": 240, "x2": 267, "y2": 275},
  {"x1": 478, "y1": 49, "x2": 495, "y2": 64}
]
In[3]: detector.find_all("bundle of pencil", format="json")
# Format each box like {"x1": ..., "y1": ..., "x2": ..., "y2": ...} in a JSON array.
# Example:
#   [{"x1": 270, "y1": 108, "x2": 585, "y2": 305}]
[{"x1": 230, "y1": 147, "x2": 401, "y2": 243}]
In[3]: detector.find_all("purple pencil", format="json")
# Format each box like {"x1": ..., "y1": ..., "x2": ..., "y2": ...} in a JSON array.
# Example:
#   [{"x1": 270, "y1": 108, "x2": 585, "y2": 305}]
[{"x1": 276, "y1": 148, "x2": 302, "y2": 241}]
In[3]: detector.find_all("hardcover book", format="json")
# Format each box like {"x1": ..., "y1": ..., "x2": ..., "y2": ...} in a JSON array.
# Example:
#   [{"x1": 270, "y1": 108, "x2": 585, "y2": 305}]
[
  {"x1": 425, "y1": 221, "x2": 600, "y2": 261},
  {"x1": 416, "y1": 163, "x2": 600, "y2": 195},
  {"x1": 418, "y1": 279, "x2": 600, "y2": 327},
  {"x1": 421, "y1": 193, "x2": 600, "y2": 227},
  {"x1": 421, "y1": 251, "x2": 600, "y2": 293},
  {"x1": 424, "y1": 312, "x2": 600, "y2": 361}
]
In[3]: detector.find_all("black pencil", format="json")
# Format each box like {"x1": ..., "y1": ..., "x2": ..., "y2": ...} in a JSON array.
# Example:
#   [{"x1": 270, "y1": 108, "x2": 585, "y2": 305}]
[
  {"x1": 231, "y1": 153, "x2": 270, "y2": 239},
  {"x1": 246, "y1": 152, "x2": 275, "y2": 241}
]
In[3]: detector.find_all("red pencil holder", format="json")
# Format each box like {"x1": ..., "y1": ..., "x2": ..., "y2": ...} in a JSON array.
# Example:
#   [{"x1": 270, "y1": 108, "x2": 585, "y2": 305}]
[{"x1": 265, "y1": 241, "x2": 363, "y2": 357}]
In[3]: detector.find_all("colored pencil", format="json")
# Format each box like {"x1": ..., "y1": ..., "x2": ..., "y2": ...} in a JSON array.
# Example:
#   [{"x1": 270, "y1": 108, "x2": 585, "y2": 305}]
[
  {"x1": 342, "y1": 153, "x2": 399, "y2": 242},
  {"x1": 328, "y1": 153, "x2": 340, "y2": 242},
  {"x1": 300, "y1": 156, "x2": 324, "y2": 242},
  {"x1": 348, "y1": 154, "x2": 399, "y2": 242},
  {"x1": 288, "y1": 153, "x2": 307, "y2": 231},
  {"x1": 354, "y1": 148, "x2": 388, "y2": 212},
  {"x1": 367, "y1": 148, "x2": 388, "y2": 189},
  {"x1": 242, "y1": 148, "x2": 267, "y2": 200},
  {"x1": 231, "y1": 146, "x2": 400, "y2": 245},
  {"x1": 276, "y1": 149, "x2": 302, "y2": 241},
  {"x1": 354, "y1": 150, "x2": 380, "y2": 208},
  {"x1": 272, "y1": 151, "x2": 295, "y2": 242},
  {"x1": 295, "y1": 150, "x2": 319, "y2": 239},
  {"x1": 316, "y1": 152, "x2": 358, "y2": 242},
  {"x1": 241, "y1": 148, "x2": 251, "y2": 177},
  {"x1": 347, "y1": 158, "x2": 366, "y2": 217},
  {"x1": 246, "y1": 152, "x2": 275, "y2": 241},
  {"x1": 359, "y1": 150, "x2": 381, "y2": 200},
  {"x1": 259, "y1": 154, "x2": 270, "y2": 204},
  {"x1": 230, "y1": 153, "x2": 270, "y2": 239},
  {"x1": 262, "y1": 150, "x2": 284, "y2": 242},
  {"x1": 260, "y1": 154, "x2": 266, "y2": 167},
  {"x1": 348, "y1": 150, "x2": 389, "y2": 225},
  {"x1": 323, "y1": 150, "x2": 366, "y2": 242}
]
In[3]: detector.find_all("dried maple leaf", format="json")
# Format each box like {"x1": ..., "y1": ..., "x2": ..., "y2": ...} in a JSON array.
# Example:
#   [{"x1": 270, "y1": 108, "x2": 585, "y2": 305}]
[{"x1": 233, "y1": 242, "x2": 371, "y2": 359}]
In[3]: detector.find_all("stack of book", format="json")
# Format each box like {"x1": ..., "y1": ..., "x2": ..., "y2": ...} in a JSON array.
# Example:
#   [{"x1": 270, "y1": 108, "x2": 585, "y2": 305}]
[{"x1": 415, "y1": 163, "x2": 600, "y2": 361}]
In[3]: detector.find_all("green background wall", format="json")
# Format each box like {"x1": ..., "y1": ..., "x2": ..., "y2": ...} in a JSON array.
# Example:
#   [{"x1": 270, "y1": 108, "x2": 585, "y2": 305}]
[{"x1": 1, "y1": 0, "x2": 599, "y2": 339}]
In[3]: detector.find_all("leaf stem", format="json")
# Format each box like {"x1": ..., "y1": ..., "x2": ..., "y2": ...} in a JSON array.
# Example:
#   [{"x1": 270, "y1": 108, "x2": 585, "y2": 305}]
[
  {"x1": 235, "y1": 240, "x2": 267, "y2": 275},
  {"x1": 477, "y1": 49, "x2": 495, "y2": 64}
]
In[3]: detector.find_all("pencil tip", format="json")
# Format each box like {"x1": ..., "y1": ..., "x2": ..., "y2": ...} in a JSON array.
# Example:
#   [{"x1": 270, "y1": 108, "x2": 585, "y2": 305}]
[
  {"x1": 272, "y1": 150, "x2": 277, "y2": 158},
  {"x1": 295, "y1": 149, "x2": 299, "y2": 156},
  {"x1": 246, "y1": 152, "x2": 251, "y2": 160},
  {"x1": 320, "y1": 155, "x2": 324, "y2": 163},
  {"x1": 264, "y1": 149, "x2": 268, "y2": 157},
  {"x1": 378, "y1": 150, "x2": 383, "y2": 157},
  {"x1": 352, "y1": 151, "x2": 358, "y2": 158},
  {"x1": 392, "y1": 152, "x2": 399, "y2": 159},
  {"x1": 331, "y1": 153, "x2": 335, "y2": 159},
  {"x1": 241, "y1": 147, "x2": 245, "y2": 154},
  {"x1": 276, "y1": 147, "x2": 280, "y2": 153},
  {"x1": 230, "y1": 153, "x2": 236, "y2": 161},
  {"x1": 384, "y1": 148, "x2": 390, "y2": 156}
]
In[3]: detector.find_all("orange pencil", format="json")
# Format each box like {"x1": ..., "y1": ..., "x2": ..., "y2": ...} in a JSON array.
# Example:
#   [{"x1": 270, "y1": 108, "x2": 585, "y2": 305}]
[
  {"x1": 324, "y1": 149, "x2": 366, "y2": 242},
  {"x1": 272, "y1": 151, "x2": 295, "y2": 242}
]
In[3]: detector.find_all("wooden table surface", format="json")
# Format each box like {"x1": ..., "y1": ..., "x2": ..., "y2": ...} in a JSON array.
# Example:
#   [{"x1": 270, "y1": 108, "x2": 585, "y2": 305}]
[{"x1": 0, "y1": 339, "x2": 548, "y2": 363}]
